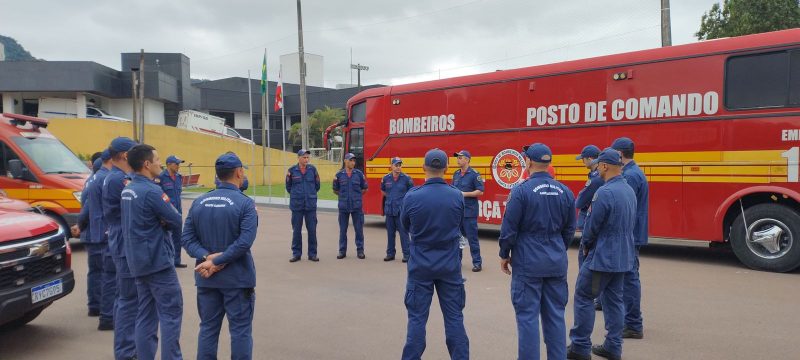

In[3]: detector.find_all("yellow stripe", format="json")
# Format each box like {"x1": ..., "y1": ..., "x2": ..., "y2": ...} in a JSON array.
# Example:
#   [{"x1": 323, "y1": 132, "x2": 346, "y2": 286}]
[{"x1": 368, "y1": 149, "x2": 791, "y2": 184}]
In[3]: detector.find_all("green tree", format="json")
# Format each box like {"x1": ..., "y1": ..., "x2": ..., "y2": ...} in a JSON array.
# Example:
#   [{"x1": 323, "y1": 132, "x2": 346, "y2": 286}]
[
  {"x1": 696, "y1": 0, "x2": 800, "y2": 40},
  {"x1": 0, "y1": 35, "x2": 38, "y2": 61},
  {"x1": 288, "y1": 106, "x2": 345, "y2": 148}
]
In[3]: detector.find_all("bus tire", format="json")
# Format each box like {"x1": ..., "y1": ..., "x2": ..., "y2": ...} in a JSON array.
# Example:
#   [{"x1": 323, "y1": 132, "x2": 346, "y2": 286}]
[{"x1": 730, "y1": 203, "x2": 800, "y2": 273}]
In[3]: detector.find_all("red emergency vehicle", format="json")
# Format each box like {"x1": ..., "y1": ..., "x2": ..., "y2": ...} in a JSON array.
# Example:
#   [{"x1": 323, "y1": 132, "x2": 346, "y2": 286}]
[
  {"x1": 326, "y1": 29, "x2": 800, "y2": 272},
  {"x1": 0, "y1": 113, "x2": 89, "y2": 234}
]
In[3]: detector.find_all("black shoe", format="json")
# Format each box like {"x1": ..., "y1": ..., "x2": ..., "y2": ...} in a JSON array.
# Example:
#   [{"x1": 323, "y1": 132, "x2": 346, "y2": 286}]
[
  {"x1": 472, "y1": 265, "x2": 482, "y2": 272},
  {"x1": 402, "y1": 257, "x2": 408, "y2": 263},
  {"x1": 98, "y1": 320, "x2": 114, "y2": 331},
  {"x1": 622, "y1": 327, "x2": 644, "y2": 339},
  {"x1": 591, "y1": 344, "x2": 620, "y2": 360},
  {"x1": 337, "y1": 253, "x2": 346, "y2": 259},
  {"x1": 384, "y1": 255, "x2": 395, "y2": 261},
  {"x1": 566, "y1": 344, "x2": 591, "y2": 360},
  {"x1": 308, "y1": 256, "x2": 319, "y2": 262},
  {"x1": 357, "y1": 252, "x2": 365, "y2": 259},
  {"x1": 594, "y1": 300, "x2": 603, "y2": 311},
  {"x1": 175, "y1": 263, "x2": 188, "y2": 268},
  {"x1": 289, "y1": 256, "x2": 301, "y2": 263},
  {"x1": 88, "y1": 309, "x2": 100, "y2": 317}
]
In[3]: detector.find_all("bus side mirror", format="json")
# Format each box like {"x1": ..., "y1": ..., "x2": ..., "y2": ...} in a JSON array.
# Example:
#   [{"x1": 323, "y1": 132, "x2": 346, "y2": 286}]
[{"x1": 8, "y1": 159, "x2": 25, "y2": 179}]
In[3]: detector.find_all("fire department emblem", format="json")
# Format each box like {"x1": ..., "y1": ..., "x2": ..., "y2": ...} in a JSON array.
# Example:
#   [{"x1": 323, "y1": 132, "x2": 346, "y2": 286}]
[{"x1": 491, "y1": 149, "x2": 527, "y2": 189}]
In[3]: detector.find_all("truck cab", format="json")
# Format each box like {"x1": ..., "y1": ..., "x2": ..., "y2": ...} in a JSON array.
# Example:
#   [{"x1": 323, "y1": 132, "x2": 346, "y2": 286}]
[
  {"x1": 0, "y1": 113, "x2": 89, "y2": 235},
  {"x1": 0, "y1": 206, "x2": 75, "y2": 330}
]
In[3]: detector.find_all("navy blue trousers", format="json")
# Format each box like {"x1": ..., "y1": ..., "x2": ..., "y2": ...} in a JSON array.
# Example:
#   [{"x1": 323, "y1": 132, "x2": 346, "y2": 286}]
[
  {"x1": 197, "y1": 287, "x2": 255, "y2": 360},
  {"x1": 134, "y1": 268, "x2": 183, "y2": 360},
  {"x1": 402, "y1": 276, "x2": 469, "y2": 360},
  {"x1": 291, "y1": 210, "x2": 318, "y2": 258}
]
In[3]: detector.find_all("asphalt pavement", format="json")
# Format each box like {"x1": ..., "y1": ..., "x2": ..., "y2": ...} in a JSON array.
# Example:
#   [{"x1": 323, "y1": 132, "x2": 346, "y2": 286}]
[{"x1": 1, "y1": 200, "x2": 798, "y2": 359}]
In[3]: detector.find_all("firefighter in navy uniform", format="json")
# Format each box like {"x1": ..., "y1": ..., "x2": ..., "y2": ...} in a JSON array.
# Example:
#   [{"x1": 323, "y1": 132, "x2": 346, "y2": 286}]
[
  {"x1": 333, "y1": 153, "x2": 369, "y2": 259},
  {"x1": 400, "y1": 149, "x2": 469, "y2": 360},
  {"x1": 75, "y1": 152, "x2": 103, "y2": 318},
  {"x1": 499, "y1": 143, "x2": 576, "y2": 360},
  {"x1": 381, "y1": 157, "x2": 414, "y2": 262},
  {"x1": 157, "y1": 155, "x2": 187, "y2": 268},
  {"x1": 101, "y1": 137, "x2": 138, "y2": 360},
  {"x1": 286, "y1": 149, "x2": 321, "y2": 262},
  {"x1": 611, "y1": 137, "x2": 649, "y2": 340},
  {"x1": 574, "y1": 144, "x2": 604, "y2": 311},
  {"x1": 182, "y1": 152, "x2": 259, "y2": 360},
  {"x1": 90, "y1": 149, "x2": 115, "y2": 331},
  {"x1": 121, "y1": 144, "x2": 184, "y2": 360},
  {"x1": 567, "y1": 148, "x2": 637, "y2": 360},
  {"x1": 452, "y1": 150, "x2": 484, "y2": 272}
]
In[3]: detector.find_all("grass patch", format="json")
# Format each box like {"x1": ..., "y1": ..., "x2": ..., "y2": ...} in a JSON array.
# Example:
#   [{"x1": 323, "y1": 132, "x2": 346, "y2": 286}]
[{"x1": 184, "y1": 184, "x2": 339, "y2": 201}]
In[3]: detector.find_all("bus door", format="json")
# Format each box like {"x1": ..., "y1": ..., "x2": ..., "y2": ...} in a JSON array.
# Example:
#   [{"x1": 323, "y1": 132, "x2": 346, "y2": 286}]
[{"x1": 346, "y1": 101, "x2": 366, "y2": 173}]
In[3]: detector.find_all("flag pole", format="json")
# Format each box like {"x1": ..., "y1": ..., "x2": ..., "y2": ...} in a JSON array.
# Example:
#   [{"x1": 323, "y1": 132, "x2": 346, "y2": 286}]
[
  {"x1": 261, "y1": 49, "x2": 267, "y2": 192},
  {"x1": 280, "y1": 65, "x2": 288, "y2": 205},
  {"x1": 247, "y1": 70, "x2": 255, "y2": 198},
  {"x1": 266, "y1": 53, "x2": 272, "y2": 201}
]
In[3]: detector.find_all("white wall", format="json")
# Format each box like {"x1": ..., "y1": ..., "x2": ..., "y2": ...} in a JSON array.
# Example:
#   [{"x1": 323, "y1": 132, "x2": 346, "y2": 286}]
[
  {"x1": 107, "y1": 98, "x2": 164, "y2": 125},
  {"x1": 280, "y1": 53, "x2": 324, "y2": 87},
  {"x1": 234, "y1": 112, "x2": 252, "y2": 130}
]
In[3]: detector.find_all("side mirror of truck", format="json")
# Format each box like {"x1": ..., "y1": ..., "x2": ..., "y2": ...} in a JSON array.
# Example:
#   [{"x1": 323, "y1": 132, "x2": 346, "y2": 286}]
[{"x1": 8, "y1": 159, "x2": 31, "y2": 181}]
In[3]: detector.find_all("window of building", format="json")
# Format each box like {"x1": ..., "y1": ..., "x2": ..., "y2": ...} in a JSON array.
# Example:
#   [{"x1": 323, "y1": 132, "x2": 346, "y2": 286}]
[{"x1": 725, "y1": 50, "x2": 798, "y2": 110}]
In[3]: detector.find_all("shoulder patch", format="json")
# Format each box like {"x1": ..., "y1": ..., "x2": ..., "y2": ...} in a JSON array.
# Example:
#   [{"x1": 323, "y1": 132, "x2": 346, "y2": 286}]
[
  {"x1": 592, "y1": 192, "x2": 599, "y2": 202},
  {"x1": 476, "y1": 174, "x2": 484, "y2": 183},
  {"x1": 585, "y1": 179, "x2": 591, "y2": 187},
  {"x1": 161, "y1": 193, "x2": 171, "y2": 203}
]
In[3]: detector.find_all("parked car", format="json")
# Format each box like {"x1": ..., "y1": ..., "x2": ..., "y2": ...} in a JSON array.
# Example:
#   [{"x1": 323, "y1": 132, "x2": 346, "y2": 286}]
[{"x1": 0, "y1": 203, "x2": 75, "y2": 330}]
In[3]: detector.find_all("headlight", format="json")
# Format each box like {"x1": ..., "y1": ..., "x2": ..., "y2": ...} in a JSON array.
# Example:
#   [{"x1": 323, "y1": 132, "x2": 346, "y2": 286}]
[{"x1": 73, "y1": 191, "x2": 82, "y2": 203}]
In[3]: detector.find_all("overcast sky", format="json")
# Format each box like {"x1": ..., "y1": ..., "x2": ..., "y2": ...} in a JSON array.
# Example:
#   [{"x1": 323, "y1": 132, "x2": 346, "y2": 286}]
[{"x1": 5, "y1": 0, "x2": 721, "y2": 87}]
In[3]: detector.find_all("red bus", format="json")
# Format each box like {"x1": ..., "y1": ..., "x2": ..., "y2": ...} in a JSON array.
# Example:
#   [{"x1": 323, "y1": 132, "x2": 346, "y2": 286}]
[{"x1": 326, "y1": 29, "x2": 800, "y2": 272}]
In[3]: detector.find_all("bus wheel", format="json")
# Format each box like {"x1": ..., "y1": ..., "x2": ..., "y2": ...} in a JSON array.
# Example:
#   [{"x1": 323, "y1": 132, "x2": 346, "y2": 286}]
[{"x1": 730, "y1": 204, "x2": 800, "y2": 273}]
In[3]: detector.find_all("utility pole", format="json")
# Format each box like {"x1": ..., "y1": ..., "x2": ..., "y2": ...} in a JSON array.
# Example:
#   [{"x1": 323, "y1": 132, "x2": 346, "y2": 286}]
[
  {"x1": 661, "y1": 0, "x2": 672, "y2": 47},
  {"x1": 350, "y1": 63, "x2": 369, "y2": 88},
  {"x1": 296, "y1": 0, "x2": 309, "y2": 150},
  {"x1": 138, "y1": 49, "x2": 145, "y2": 142},
  {"x1": 131, "y1": 70, "x2": 138, "y2": 141}
]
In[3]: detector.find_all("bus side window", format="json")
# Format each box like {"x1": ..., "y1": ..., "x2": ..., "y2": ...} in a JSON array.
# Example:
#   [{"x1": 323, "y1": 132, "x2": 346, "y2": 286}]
[
  {"x1": 725, "y1": 50, "x2": 793, "y2": 110},
  {"x1": 0, "y1": 142, "x2": 22, "y2": 178},
  {"x1": 351, "y1": 102, "x2": 366, "y2": 123}
]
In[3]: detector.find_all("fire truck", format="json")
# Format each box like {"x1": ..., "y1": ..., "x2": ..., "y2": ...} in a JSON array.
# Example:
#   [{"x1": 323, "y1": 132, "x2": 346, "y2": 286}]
[{"x1": 325, "y1": 29, "x2": 800, "y2": 272}]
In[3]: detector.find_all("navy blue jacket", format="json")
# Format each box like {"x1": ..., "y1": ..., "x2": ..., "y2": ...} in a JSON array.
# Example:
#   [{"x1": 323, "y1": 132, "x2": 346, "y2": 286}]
[
  {"x1": 622, "y1": 161, "x2": 649, "y2": 245},
  {"x1": 401, "y1": 178, "x2": 465, "y2": 280},
  {"x1": 575, "y1": 169, "x2": 604, "y2": 230},
  {"x1": 121, "y1": 174, "x2": 183, "y2": 277},
  {"x1": 157, "y1": 169, "x2": 183, "y2": 213},
  {"x1": 285, "y1": 164, "x2": 320, "y2": 211},
  {"x1": 452, "y1": 167, "x2": 484, "y2": 218},
  {"x1": 182, "y1": 183, "x2": 258, "y2": 288},
  {"x1": 381, "y1": 172, "x2": 414, "y2": 216},
  {"x1": 77, "y1": 178, "x2": 92, "y2": 241},
  {"x1": 498, "y1": 172, "x2": 576, "y2": 278},
  {"x1": 580, "y1": 175, "x2": 637, "y2": 272},
  {"x1": 333, "y1": 168, "x2": 368, "y2": 212},
  {"x1": 88, "y1": 167, "x2": 109, "y2": 244},
  {"x1": 102, "y1": 165, "x2": 130, "y2": 258}
]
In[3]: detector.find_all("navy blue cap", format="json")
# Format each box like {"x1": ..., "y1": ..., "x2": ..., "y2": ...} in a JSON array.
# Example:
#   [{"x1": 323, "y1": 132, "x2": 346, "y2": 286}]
[
  {"x1": 522, "y1": 143, "x2": 552, "y2": 163},
  {"x1": 591, "y1": 147, "x2": 623, "y2": 166},
  {"x1": 166, "y1": 155, "x2": 184, "y2": 164},
  {"x1": 344, "y1": 153, "x2": 356, "y2": 160},
  {"x1": 611, "y1": 137, "x2": 634, "y2": 152},
  {"x1": 575, "y1": 145, "x2": 601, "y2": 160},
  {"x1": 215, "y1": 153, "x2": 245, "y2": 169},
  {"x1": 297, "y1": 149, "x2": 310, "y2": 156},
  {"x1": 391, "y1": 157, "x2": 402, "y2": 165},
  {"x1": 100, "y1": 149, "x2": 111, "y2": 161},
  {"x1": 424, "y1": 149, "x2": 448, "y2": 169},
  {"x1": 92, "y1": 158, "x2": 102, "y2": 172},
  {"x1": 109, "y1": 137, "x2": 137, "y2": 153},
  {"x1": 453, "y1": 150, "x2": 471, "y2": 159}
]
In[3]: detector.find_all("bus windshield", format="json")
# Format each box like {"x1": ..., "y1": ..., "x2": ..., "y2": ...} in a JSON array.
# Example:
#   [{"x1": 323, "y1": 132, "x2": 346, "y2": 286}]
[{"x1": 12, "y1": 136, "x2": 90, "y2": 174}]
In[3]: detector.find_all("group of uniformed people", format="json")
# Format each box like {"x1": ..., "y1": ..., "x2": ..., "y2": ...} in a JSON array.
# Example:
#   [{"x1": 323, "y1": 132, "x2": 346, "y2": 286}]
[
  {"x1": 75, "y1": 137, "x2": 257, "y2": 360},
  {"x1": 74, "y1": 133, "x2": 647, "y2": 360}
]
